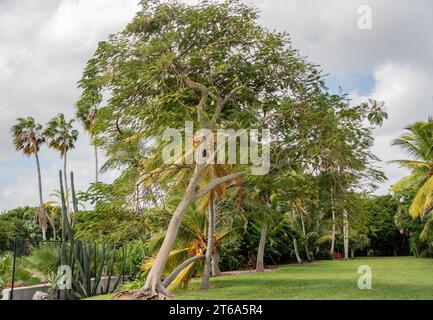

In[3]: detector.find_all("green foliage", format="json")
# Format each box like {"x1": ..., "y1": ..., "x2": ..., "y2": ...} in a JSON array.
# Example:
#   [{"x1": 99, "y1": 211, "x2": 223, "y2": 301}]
[
  {"x1": 124, "y1": 240, "x2": 148, "y2": 280},
  {"x1": 44, "y1": 114, "x2": 78, "y2": 158},
  {"x1": 10, "y1": 117, "x2": 45, "y2": 156},
  {"x1": 0, "y1": 252, "x2": 37, "y2": 298},
  {"x1": 26, "y1": 244, "x2": 60, "y2": 277},
  {"x1": 75, "y1": 170, "x2": 150, "y2": 243},
  {"x1": 0, "y1": 207, "x2": 43, "y2": 252},
  {"x1": 391, "y1": 118, "x2": 433, "y2": 218}
]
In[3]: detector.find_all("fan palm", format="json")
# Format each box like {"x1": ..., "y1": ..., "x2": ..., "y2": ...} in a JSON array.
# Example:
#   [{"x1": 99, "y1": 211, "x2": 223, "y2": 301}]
[
  {"x1": 391, "y1": 118, "x2": 433, "y2": 218},
  {"x1": 44, "y1": 114, "x2": 78, "y2": 215},
  {"x1": 11, "y1": 117, "x2": 47, "y2": 240}
]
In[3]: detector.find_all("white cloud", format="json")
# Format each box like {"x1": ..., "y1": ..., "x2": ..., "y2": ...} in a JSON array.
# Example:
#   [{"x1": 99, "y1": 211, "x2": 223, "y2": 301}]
[
  {"x1": 1, "y1": 0, "x2": 433, "y2": 210},
  {"x1": 0, "y1": 0, "x2": 139, "y2": 210},
  {"x1": 350, "y1": 62, "x2": 433, "y2": 194}
]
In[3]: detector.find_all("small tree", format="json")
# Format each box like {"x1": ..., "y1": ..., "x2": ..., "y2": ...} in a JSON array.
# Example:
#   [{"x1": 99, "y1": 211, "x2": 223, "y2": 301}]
[
  {"x1": 11, "y1": 117, "x2": 47, "y2": 240},
  {"x1": 44, "y1": 113, "x2": 78, "y2": 218}
]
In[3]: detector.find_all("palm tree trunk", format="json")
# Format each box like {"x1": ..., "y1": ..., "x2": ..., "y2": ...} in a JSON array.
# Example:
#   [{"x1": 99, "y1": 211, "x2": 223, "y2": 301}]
[
  {"x1": 141, "y1": 164, "x2": 203, "y2": 298},
  {"x1": 35, "y1": 152, "x2": 46, "y2": 241},
  {"x1": 256, "y1": 222, "x2": 269, "y2": 272},
  {"x1": 343, "y1": 209, "x2": 350, "y2": 260},
  {"x1": 211, "y1": 249, "x2": 221, "y2": 276},
  {"x1": 63, "y1": 152, "x2": 70, "y2": 219},
  {"x1": 330, "y1": 188, "x2": 336, "y2": 257},
  {"x1": 201, "y1": 192, "x2": 215, "y2": 289},
  {"x1": 163, "y1": 255, "x2": 206, "y2": 288},
  {"x1": 94, "y1": 145, "x2": 99, "y2": 183},
  {"x1": 35, "y1": 151, "x2": 43, "y2": 206},
  {"x1": 211, "y1": 201, "x2": 221, "y2": 277}
]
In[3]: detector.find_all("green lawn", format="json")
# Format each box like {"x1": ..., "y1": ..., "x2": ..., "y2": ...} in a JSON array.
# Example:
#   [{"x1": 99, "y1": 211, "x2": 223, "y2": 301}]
[
  {"x1": 174, "y1": 257, "x2": 433, "y2": 300},
  {"x1": 87, "y1": 257, "x2": 433, "y2": 300}
]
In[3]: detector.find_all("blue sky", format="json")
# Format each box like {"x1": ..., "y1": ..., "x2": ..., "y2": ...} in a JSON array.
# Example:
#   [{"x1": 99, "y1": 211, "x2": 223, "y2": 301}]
[{"x1": 1, "y1": 0, "x2": 433, "y2": 211}]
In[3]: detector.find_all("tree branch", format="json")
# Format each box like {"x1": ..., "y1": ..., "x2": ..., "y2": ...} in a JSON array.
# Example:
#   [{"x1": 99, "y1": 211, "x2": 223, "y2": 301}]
[
  {"x1": 208, "y1": 85, "x2": 246, "y2": 129},
  {"x1": 162, "y1": 255, "x2": 206, "y2": 288},
  {"x1": 194, "y1": 171, "x2": 246, "y2": 200}
]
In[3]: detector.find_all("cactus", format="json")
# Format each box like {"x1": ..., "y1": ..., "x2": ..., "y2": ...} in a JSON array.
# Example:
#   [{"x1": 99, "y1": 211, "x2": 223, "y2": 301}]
[
  {"x1": 70, "y1": 171, "x2": 79, "y2": 214},
  {"x1": 59, "y1": 170, "x2": 73, "y2": 243},
  {"x1": 58, "y1": 170, "x2": 126, "y2": 299}
]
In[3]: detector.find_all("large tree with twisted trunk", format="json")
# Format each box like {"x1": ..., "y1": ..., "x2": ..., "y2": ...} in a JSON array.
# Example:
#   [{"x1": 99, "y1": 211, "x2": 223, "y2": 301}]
[{"x1": 77, "y1": 0, "x2": 326, "y2": 298}]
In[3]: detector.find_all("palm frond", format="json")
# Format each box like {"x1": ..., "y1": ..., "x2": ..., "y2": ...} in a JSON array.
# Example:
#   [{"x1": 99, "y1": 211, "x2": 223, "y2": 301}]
[{"x1": 391, "y1": 172, "x2": 426, "y2": 193}]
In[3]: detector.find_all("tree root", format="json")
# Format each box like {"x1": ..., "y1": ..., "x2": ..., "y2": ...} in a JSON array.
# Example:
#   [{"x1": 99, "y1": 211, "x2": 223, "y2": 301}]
[
  {"x1": 110, "y1": 289, "x2": 167, "y2": 301},
  {"x1": 111, "y1": 283, "x2": 173, "y2": 300}
]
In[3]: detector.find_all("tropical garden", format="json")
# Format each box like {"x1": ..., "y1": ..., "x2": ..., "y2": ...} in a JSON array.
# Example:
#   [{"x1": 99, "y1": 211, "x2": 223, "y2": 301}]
[{"x1": 2, "y1": 0, "x2": 433, "y2": 300}]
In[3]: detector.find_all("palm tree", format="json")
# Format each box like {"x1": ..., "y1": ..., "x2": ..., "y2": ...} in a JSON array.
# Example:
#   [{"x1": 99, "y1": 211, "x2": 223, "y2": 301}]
[
  {"x1": 391, "y1": 119, "x2": 433, "y2": 218},
  {"x1": 142, "y1": 203, "x2": 239, "y2": 292},
  {"x1": 11, "y1": 117, "x2": 47, "y2": 240},
  {"x1": 76, "y1": 105, "x2": 99, "y2": 182},
  {"x1": 44, "y1": 114, "x2": 78, "y2": 215}
]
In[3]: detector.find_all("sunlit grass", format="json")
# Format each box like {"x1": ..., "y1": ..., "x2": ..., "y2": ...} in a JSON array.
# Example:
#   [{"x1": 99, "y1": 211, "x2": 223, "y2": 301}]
[
  {"x1": 174, "y1": 257, "x2": 433, "y2": 300},
  {"x1": 86, "y1": 257, "x2": 433, "y2": 300}
]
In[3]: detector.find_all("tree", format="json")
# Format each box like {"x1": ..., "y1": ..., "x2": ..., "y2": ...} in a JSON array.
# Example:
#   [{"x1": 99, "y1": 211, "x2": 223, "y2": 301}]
[
  {"x1": 11, "y1": 117, "x2": 47, "y2": 240},
  {"x1": 44, "y1": 113, "x2": 78, "y2": 218},
  {"x1": 76, "y1": 104, "x2": 100, "y2": 182},
  {"x1": 0, "y1": 207, "x2": 44, "y2": 251},
  {"x1": 77, "y1": 0, "x2": 324, "y2": 298},
  {"x1": 78, "y1": 0, "x2": 386, "y2": 298},
  {"x1": 391, "y1": 118, "x2": 433, "y2": 218}
]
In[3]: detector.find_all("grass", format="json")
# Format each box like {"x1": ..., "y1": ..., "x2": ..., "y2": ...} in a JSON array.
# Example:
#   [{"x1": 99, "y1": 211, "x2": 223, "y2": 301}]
[
  {"x1": 174, "y1": 257, "x2": 433, "y2": 300},
  {"x1": 86, "y1": 257, "x2": 433, "y2": 300}
]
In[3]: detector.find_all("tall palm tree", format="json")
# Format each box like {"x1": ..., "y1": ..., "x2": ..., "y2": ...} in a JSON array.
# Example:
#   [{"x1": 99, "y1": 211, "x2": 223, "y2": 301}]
[
  {"x1": 44, "y1": 114, "x2": 78, "y2": 215},
  {"x1": 11, "y1": 117, "x2": 47, "y2": 240},
  {"x1": 76, "y1": 105, "x2": 99, "y2": 182},
  {"x1": 391, "y1": 118, "x2": 433, "y2": 218}
]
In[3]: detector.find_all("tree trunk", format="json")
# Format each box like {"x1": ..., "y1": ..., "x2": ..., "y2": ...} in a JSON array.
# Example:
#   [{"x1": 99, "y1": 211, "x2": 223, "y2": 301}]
[
  {"x1": 35, "y1": 152, "x2": 46, "y2": 241},
  {"x1": 50, "y1": 216, "x2": 57, "y2": 241},
  {"x1": 211, "y1": 249, "x2": 221, "y2": 276},
  {"x1": 330, "y1": 188, "x2": 336, "y2": 257},
  {"x1": 211, "y1": 200, "x2": 221, "y2": 277},
  {"x1": 141, "y1": 164, "x2": 203, "y2": 298},
  {"x1": 162, "y1": 255, "x2": 206, "y2": 288},
  {"x1": 41, "y1": 223, "x2": 47, "y2": 241},
  {"x1": 288, "y1": 210, "x2": 302, "y2": 263},
  {"x1": 94, "y1": 145, "x2": 99, "y2": 183},
  {"x1": 299, "y1": 210, "x2": 311, "y2": 261},
  {"x1": 201, "y1": 192, "x2": 214, "y2": 289},
  {"x1": 343, "y1": 209, "x2": 350, "y2": 260},
  {"x1": 292, "y1": 237, "x2": 302, "y2": 263},
  {"x1": 256, "y1": 222, "x2": 269, "y2": 272},
  {"x1": 35, "y1": 152, "x2": 44, "y2": 206}
]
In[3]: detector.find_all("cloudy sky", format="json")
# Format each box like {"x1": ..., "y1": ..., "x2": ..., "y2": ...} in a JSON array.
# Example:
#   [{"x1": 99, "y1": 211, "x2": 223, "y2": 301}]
[{"x1": 1, "y1": 0, "x2": 432, "y2": 212}]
